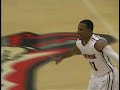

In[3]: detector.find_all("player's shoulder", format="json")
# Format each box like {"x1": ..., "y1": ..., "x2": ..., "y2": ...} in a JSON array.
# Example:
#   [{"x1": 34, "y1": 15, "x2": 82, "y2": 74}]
[{"x1": 93, "y1": 34, "x2": 107, "y2": 42}]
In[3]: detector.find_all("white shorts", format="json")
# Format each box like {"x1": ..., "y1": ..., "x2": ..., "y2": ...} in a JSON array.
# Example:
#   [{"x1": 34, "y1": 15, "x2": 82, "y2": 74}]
[{"x1": 88, "y1": 67, "x2": 119, "y2": 90}]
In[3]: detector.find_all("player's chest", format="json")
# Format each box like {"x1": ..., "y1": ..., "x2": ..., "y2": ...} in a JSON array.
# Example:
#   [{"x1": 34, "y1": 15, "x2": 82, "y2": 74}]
[
  {"x1": 79, "y1": 44, "x2": 98, "y2": 60},
  {"x1": 79, "y1": 44, "x2": 96, "y2": 53}
]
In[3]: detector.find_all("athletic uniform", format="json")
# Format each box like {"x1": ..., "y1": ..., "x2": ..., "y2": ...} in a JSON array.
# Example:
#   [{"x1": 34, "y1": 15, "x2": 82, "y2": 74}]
[{"x1": 76, "y1": 34, "x2": 119, "y2": 90}]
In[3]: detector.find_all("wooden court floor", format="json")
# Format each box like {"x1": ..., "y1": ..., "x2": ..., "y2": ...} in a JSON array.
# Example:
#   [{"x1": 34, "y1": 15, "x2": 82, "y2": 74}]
[{"x1": 1, "y1": 0, "x2": 119, "y2": 90}]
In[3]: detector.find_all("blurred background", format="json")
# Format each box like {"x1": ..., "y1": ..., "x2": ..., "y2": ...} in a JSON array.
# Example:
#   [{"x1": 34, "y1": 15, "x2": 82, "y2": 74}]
[{"x1": 1, "y1": 0, "x2": 119, "y2": 90}]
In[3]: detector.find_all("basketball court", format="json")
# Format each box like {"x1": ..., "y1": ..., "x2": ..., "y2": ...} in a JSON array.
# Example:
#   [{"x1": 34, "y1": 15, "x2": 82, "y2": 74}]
[{"x1": 1, "y1": 0, "x2": 119, "y2": 90}]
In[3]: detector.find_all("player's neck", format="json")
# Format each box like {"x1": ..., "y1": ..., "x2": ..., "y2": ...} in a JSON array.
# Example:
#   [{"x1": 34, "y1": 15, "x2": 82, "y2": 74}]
[
  {"x1": 84, "y1": 33, "x2": 93, "y2": 42},
  {"x1": 82, "y1": 33, "x2": 93, "y2": 45}
]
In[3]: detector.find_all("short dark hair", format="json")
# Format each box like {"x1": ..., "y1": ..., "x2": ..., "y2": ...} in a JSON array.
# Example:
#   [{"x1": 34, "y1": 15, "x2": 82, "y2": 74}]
[{"x1": 80, "y1": 19, "x2": 94, "y2": 31}]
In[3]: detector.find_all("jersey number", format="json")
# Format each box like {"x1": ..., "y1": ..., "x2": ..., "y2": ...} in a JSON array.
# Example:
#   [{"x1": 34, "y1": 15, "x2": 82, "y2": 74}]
[{"x1": 89, "y1": 62, "x2": 98, "y2": 71}]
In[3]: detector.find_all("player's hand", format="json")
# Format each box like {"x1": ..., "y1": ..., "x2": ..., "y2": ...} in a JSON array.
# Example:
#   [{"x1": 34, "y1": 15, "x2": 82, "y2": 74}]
[
  {"x1": 49, "y1": 55, "x2": 63, "y2": 64},
  {"x1": 54, "y1": 56, "x2": 63, "y2": 64}
]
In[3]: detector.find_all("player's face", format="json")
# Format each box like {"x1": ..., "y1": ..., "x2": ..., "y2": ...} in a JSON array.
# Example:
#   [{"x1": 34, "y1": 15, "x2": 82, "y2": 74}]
[{"x1": 77, "y1": 23, "x2": 91, "y2": 40}]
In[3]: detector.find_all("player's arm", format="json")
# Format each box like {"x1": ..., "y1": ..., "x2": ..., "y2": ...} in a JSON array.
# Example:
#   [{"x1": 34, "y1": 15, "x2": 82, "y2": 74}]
[
  {"x1": 95, "y1": 39, "x2": 119, "y2": 62},
  {"x1": 52, "y1": 46, "x2": 81, "y2": 64}
]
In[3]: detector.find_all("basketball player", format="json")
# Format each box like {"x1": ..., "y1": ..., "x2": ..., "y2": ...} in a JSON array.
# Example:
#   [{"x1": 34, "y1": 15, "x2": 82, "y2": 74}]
[{"x1": 54, "y1": 19, "x2": 119, "y2": 90}]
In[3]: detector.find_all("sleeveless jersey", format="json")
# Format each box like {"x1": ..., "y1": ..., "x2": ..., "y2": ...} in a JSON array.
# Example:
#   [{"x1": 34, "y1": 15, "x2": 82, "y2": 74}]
[{"x1": 76, "y1": 34, "x2": 114, "y2": 77}]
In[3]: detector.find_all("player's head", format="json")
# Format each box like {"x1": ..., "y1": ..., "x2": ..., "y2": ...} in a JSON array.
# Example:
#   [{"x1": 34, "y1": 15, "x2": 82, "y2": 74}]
[
  {"x1": 77, "y1": 19, "x2": 94, "y2": 39},
  {"x1": 79, "y1": 19, "x2": 94, "y2": 31}
]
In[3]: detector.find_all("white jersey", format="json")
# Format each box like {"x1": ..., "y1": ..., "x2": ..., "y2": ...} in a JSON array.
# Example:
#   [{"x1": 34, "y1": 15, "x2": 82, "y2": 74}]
[{"x1": 76, "y1": 34, "x2": 114, "y2": 77}]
